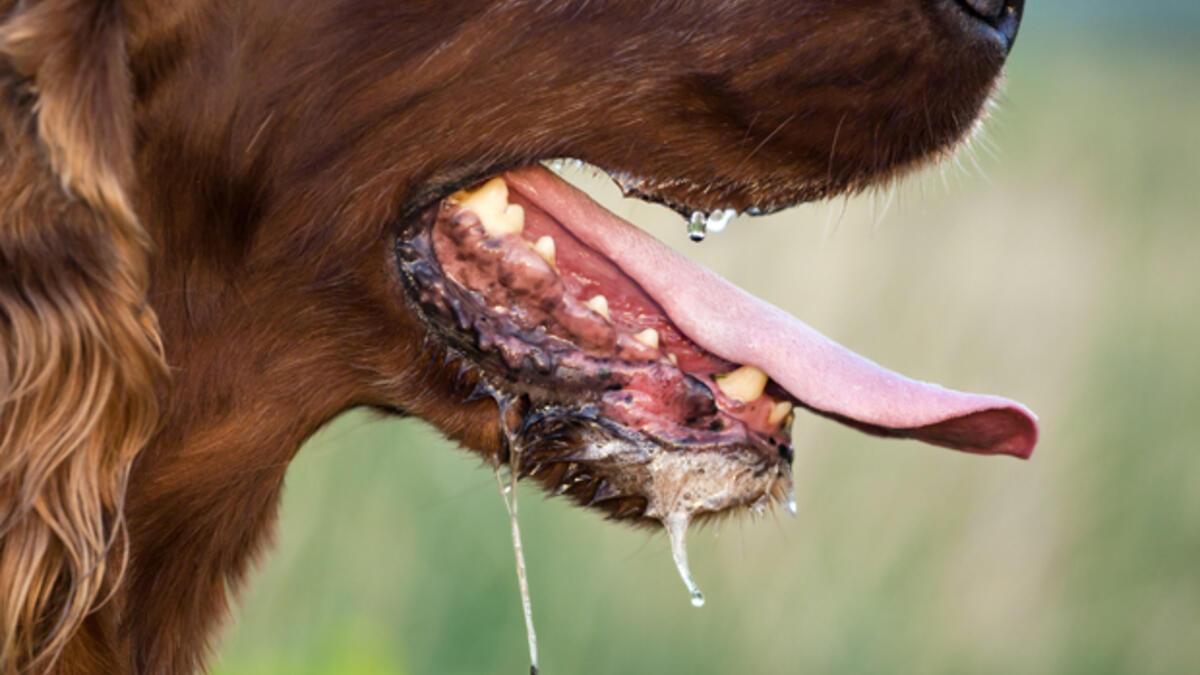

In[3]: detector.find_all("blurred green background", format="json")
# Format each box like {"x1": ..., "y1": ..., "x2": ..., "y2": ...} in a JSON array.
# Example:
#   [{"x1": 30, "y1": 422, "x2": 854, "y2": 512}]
[{"x1": 215, "y1": 4, "x2": 1200, "y2": 674}]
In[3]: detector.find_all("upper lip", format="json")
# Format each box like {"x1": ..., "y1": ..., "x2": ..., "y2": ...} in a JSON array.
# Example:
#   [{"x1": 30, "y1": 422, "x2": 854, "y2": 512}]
[{"x1": 408, "y1": 157, "x2": 787, "y2": 229}]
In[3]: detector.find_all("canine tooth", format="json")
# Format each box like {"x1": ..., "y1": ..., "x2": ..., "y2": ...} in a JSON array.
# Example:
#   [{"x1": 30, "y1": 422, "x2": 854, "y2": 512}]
[
  {"x1": 585, "y1": 294, "x2": 610, "y2": 320},
  {"x1": 633, "y1": 328, "x2": 659, "y2": 349},
  {"x1": 450, "y1": 177, "x2": 524, "y2": 237},
  {"x1": 715, "y1": 365, "x2": 768, "y2": 403},
  {"x1": 768, "y1": 400, "x2": 794, "y2": 427},
  {"x1": 532, "y1": 235, "x2": 556, "y2": 266},
  {"x1": 449, "y1": 176, "x2": 504, "y2": 209},
  {"x1": 687, "y1": 212, "x2": 706, "y2": 242},
  {"x1": 501, "y1": 203, "x2": 526, "y2": 235}
]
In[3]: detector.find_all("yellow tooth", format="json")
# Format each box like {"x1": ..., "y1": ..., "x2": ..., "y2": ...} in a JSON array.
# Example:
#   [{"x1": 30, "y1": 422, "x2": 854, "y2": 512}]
[
  {"x1": 584, "y1": 294, "x2": 610, "y2": 320},
  {"x1": 449, "y1": 177, "x2": 524, "y2": 237},
  {"x1": 449, "y1": 176, "x2": 506, "y2": 212},
  {"x1": 768, "y1": 400, "x2": 794, "y2": 427},
  {"x1": 667, "y1": 353, "x2": 678, "y2": 366},
  {"x1": 532, "y1": 235, "x2": 556, "y2": 266},
  {"x1": 715, "y1": 365, "x2": 768, "y2": 403},
  {"x1": 502, "y1": 204, "x2": 526, "y2": 234},
  {"x1": 633, "y1": 328, "x2": 660, "y2": 349}
]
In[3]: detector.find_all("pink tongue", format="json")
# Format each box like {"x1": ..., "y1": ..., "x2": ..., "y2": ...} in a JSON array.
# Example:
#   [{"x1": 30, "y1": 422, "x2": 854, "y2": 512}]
[{"x1": 506, "y1": 167, "x2": 1038, "y2": 459}]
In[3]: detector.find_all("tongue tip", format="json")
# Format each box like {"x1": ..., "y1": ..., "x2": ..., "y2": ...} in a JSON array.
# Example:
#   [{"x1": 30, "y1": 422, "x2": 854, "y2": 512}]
[
  {"x1": 989, "y1": 403, "x2": 1039, "y2": 460},
  {"x1": 827, "y1": 400, "x2": 1039, "y2": 460},
  {"x1": 911, "y1": 401, "x2": 1039, "y2": 460}
]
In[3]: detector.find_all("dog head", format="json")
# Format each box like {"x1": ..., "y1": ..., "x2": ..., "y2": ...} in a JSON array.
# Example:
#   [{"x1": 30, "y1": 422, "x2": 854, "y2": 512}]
[
  {"x1": 129, "y1": 0, "x2": 1030, "y2": 518},
  {"x1": 1, "y1": 1, "x2": 1032, "y2": 671}
]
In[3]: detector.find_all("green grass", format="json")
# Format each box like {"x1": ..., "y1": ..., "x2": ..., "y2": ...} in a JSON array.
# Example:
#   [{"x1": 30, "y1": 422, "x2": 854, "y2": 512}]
[{"x1": 215, "y1": 31, "x2": 1200, "y2": 675}]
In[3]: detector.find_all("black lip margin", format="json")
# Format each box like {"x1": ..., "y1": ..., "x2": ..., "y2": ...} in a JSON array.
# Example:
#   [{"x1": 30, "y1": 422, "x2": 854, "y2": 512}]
[
  {"x1": 395, "y1": 159, "x2": 791, "y2": 243},
  {"x1": 393, "y1": 158, "x2": 546, "y2": 236}
]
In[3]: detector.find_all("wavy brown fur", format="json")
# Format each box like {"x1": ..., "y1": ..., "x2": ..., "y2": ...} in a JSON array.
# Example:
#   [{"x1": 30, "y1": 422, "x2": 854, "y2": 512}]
[
  {"x1": 0, "y1": 0, "x2": 1015, "y2": 672},
  {"x1": 0, "y1": 1, "x2": 164, "y2": 673}
]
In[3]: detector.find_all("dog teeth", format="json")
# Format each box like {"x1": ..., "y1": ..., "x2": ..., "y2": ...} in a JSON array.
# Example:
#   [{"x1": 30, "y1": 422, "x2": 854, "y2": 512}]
[
  {"x1": 633, "y1": 328, "x2": 660, "y2": 349},
  {"x1": 448, "y1": 177, "x2": 524, "y2": 237},
  {"x1": 585, "y1": 294, "x2": 610, "y2": 320},
  {"x1": 502, "y1": 204, "x2": 526, "y2": 235},
  {"x1": 715, "y1": 365, "x2": 768, "y2": 403},
  {"x1": 532, "y1": 235, "x2": 556, "y2": 266},
  {"x1": 768, "y1": 400, "x2": 794, "y2": 427}
]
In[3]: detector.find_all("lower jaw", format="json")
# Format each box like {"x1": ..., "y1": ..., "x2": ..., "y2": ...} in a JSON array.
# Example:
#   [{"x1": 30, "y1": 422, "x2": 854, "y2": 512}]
[{"x1": 395, "y1": 179, "x2": 794, "y2": 524}]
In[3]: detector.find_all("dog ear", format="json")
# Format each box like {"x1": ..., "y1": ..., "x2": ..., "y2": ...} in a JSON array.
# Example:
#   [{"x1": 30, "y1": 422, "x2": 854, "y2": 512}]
[{"x1": 0, "y1": 1, "x2": 165, "y2": 671}]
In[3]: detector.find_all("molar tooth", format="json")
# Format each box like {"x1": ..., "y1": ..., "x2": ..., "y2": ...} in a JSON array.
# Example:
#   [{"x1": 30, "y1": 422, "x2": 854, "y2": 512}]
[
  {"x1": 633, "y1": 328, "x2": 660, "y2": 349},
  {"x1": 585, "y1": 294, "x2": 610, "y2": 320},
  {"x1": 768, "y1": 400, "x2": 794, "y2": 427},
  {"x1": 532, "y1": 235, "x2": 556, "y2": 266},
  {"x1": 715, "y1": 365, "x2": 768, "y2": 403},
  {"x1": 449, "y1": 177, "x2": 524, "y2": 237}
]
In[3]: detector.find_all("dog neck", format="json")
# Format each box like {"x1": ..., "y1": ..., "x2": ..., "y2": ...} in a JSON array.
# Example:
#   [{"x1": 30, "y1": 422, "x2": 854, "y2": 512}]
[{"x1": 118, "y1": 315, "x2": 352, "y2": 673}]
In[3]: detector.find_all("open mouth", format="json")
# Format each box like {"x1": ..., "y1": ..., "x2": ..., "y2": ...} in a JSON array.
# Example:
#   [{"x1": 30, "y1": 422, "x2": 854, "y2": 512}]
[{"x1": 396, "y1": 162, "x2": 1038, "y2": 529}]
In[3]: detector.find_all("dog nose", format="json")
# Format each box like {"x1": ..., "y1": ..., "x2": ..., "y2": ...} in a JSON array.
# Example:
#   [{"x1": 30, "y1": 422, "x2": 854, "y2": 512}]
[
  {"x1": 955, "y1": 0, "x2": 1025, "y2": 49},
  {"x1": 960, "y1": 0, "x2": 1006, "y2": 22}
]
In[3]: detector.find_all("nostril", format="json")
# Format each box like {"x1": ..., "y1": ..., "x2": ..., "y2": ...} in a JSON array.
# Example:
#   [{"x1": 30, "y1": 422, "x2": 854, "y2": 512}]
[
  {"x1": 960, "y1": 0, "x2": 1006, "y2": 22},
  {"x1": 958, "y1": 0, "x2": 1027, "y2": 26},
  {"x1": 952, "y1": 0, "x2": 1025, "y2": 49}
]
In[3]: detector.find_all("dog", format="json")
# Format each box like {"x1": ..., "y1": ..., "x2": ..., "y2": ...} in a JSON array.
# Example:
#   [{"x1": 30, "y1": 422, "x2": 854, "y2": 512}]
[{"x1": 0, "y1": 1, "x2": 1035, "y2": 672}]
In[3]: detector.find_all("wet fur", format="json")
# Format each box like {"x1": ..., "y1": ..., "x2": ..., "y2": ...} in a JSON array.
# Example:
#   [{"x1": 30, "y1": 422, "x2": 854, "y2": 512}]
[{"x1": 0, "y1": 1, "x2": 1008, "y2": 672}]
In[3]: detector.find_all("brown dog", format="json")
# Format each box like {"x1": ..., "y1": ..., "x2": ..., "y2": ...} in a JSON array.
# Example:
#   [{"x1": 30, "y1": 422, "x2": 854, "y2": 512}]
[{"x1": 0, "y1": 1, "x2": 1035, "y2": 673}]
